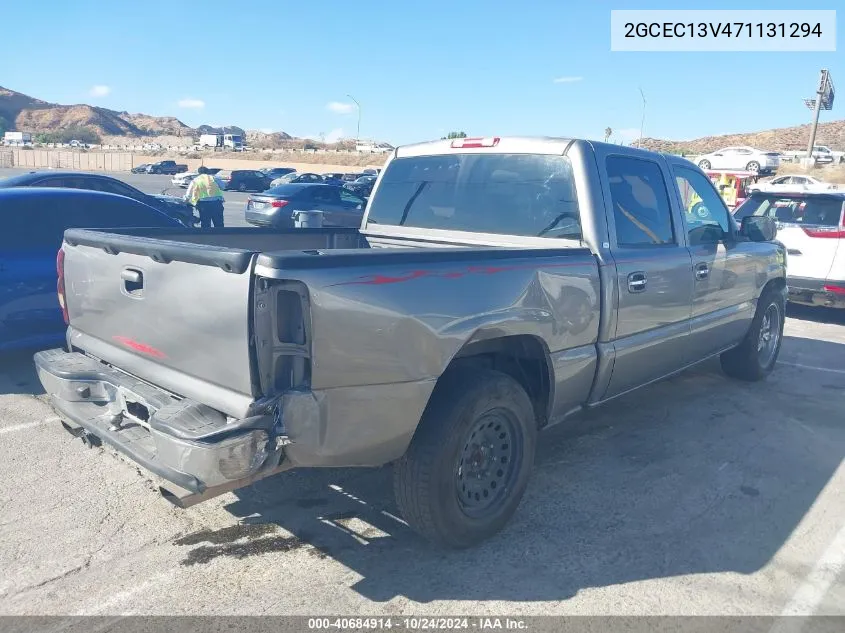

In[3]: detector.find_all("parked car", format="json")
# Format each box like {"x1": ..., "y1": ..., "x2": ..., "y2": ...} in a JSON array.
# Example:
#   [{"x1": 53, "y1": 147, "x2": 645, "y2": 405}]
[
  {"x1": 734, "y1": 191, "x2": 845, "y2": 309},
  {"x1": 0, "y1": 171, "x2": 194, "y2": 226},
  {"x1": 131, "y1": 164, "x2": 152, "y2": 174},
  {"x1": 696, "y1": 146, "x2": 780, "y2": 174},
  {"x1": 245, "y1": 183, "x2": 366, "y2": 228},
  {"x1": 747, "y1": 175, "x2": 838, "y2": 194},
  {"x1": 217, "y1": 169, "x2": 273, "y2": 192},
  {"x1": 260, "y1": 167, "x2": 296, "y2": 180},
  {"x1": 171, "y1": 169, "x2": 224, "y2": 189},
  {"x1": 0, "y1": 187, "x2": 182, "y2": 351},
  {"x1": 321, "y1": 172, "x2": 347, "y2": 184},
  {"x1": 342, "y1": 180, "x2": 374, "y2": 199},
  {"x1": 781, "y1": 146, "x2": 844, "y2": 165},
  {"x1": 34, "y1": 137, "x2": 786, "y2": 548},
  {"x1": 270, "y1": 172, "x2": 324, "y2": 187},
  {"x1": 148, "y1": 160, "x2": 188, "y2": 175},
  {"x1": 341, "y1": 173, "x2": 364, "y2": 182}
]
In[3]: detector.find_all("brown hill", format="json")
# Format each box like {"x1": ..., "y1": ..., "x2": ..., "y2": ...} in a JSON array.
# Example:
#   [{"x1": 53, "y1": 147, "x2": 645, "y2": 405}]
[
  {"x1": 0, "y1": 85, "x2": 192, "y2": 138},
  {"x1": 639, "y1": 120, "x2": 845, "y2": 154}
]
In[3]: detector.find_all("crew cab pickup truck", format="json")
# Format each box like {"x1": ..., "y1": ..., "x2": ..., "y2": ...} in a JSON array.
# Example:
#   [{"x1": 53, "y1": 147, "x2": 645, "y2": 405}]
[
  {"x1": 148, "y1": 160, "x2": 189, "y2": 175},
  {"x1": 35, "y1": 138, "x2": 786, "y2": 548}
]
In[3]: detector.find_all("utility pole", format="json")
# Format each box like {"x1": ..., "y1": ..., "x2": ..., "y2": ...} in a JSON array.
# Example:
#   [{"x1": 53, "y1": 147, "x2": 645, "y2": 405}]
[
  {"x1": 806, "y1": 69, "x2": 830, "y2": 159},
  {"x1": 347, "y1": 94, "x2": 361, "y2": 149},
  {"x1": 638, "y1": 87, "x2": 646, "y2": 148}
]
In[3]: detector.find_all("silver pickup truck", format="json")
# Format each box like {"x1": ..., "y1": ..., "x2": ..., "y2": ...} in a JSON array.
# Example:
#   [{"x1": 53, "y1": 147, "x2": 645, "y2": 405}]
[{"x1": 35, "y1": 137, "x2": 786, "y2": 548}]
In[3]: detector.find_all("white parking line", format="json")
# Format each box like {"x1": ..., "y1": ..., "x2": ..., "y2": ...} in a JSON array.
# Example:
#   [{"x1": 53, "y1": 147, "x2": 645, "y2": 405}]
[
  {"x1": 0, "y1": 417, "x2": 59, "y2": 435},
  {"x1": 768, "y1": 523, "x2": 845, "y2": 633},
  {"x1": 779, "y1": 362, "x2": 845, "y2": 376}
]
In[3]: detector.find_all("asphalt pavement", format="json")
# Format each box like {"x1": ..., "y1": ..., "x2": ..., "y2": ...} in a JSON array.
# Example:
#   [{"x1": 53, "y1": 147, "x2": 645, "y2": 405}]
[{"x1": 0, "y1": 306, "x2": 844, "y2": 616}]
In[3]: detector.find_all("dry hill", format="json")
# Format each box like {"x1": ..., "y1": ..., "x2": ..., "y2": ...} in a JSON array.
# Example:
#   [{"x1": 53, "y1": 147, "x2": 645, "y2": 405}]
[{"x1": 639, "y1": 120, "x2": 845, "y2": 154}]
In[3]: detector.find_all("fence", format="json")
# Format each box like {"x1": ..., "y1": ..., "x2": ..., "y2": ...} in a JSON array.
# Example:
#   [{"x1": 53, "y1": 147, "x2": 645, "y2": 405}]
[{"x1": 7, "y1": 150, "x2": 135, "y2": 171}]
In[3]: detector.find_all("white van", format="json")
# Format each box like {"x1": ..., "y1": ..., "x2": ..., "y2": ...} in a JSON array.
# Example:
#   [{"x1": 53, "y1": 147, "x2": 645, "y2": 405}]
[{"x1": 735, "y1": 191, "x2": 845, "y2": 309}]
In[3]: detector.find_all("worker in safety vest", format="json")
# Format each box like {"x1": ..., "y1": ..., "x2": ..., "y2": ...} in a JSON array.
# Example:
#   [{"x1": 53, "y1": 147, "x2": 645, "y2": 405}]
[{"x1": 185, "y1": 166, "x2": 225, "y2": 228}]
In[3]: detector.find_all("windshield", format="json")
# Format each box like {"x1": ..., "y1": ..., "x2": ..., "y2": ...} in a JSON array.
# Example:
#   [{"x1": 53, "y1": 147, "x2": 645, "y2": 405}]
[
  {"x1": 735, "y1": 195, "x2": 844, "y2": 226},
  {"x1": 366, "y1": 153, "x2": 581, "y2": 239}
]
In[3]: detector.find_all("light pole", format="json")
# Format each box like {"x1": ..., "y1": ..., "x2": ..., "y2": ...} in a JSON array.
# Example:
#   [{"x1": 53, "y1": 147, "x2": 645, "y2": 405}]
[
  {"x1": 638, "y1": 87, "x2": 646, "y2": 148},
  {"x1": 347, "y1": 94, "x2": 361, "y2": 149}
]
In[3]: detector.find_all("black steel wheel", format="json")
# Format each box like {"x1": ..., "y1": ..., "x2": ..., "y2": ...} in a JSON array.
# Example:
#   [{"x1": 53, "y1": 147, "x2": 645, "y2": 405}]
[{"x1": 394, "y1": 368, "x2": 537, "y2": 548}]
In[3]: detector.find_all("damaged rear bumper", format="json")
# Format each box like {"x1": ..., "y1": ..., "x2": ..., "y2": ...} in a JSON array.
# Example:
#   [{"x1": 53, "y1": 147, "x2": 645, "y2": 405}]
[{"x1": 34, "y1": 349, "x2": 286, "y2": 497}]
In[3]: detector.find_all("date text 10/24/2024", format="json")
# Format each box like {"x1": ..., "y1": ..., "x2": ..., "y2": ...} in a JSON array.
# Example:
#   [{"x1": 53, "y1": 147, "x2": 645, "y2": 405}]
[{"x1": 308, "y1": 617, "x2": 528, "y2": 631}]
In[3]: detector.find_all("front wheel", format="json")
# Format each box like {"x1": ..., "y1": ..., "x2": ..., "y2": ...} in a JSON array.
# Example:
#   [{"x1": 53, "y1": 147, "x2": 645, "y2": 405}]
[
  {"x1": 394, "y1": 369, "x2": 537, "y2": 548},
  {"x1": 746, "y1": 161, "x2": 761, "y2": 173},
  {"x1": 698, "y1": 160, "x2": 711, "y2": 169},
  {"x1": 720, "y1": 287, "x2": 785, "y2": 381}
]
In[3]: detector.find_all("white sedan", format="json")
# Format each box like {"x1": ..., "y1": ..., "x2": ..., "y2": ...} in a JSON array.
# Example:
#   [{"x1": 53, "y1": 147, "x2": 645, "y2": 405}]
[
  {"x1": 171, "y1": 171, "x2": 197, "y2": 188},
  {"x1": 696, "y1": 146, "x2": 780, "y2": 174},
  {"x1": 748, "y1": 174, "x2": 838, "y2": 193}
]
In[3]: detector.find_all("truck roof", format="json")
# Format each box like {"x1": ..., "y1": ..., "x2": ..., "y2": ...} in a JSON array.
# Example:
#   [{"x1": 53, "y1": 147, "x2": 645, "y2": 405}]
[{"x1": 394, "y1": 136, "x2": 677, "y2": 161}]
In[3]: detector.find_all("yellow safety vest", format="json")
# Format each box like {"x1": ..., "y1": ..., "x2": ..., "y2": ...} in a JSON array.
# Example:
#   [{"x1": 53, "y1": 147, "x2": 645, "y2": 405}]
[{"x1": 188, "y1": 174, "x2": 223, "y2": 206}]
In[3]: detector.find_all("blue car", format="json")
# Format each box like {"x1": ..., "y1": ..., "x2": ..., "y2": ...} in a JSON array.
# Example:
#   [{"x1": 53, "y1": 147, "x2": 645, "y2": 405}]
[{"x1": 0, "y1": 187, "x2": 182, "y2": 352}]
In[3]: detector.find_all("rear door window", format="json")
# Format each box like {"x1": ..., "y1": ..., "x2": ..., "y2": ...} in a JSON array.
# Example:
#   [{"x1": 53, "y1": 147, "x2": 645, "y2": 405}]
[
  {"x1": 606, "y1": 156, "x2": 675, "y2": 246},
  {"x1": 366, "y1": 153, "x2": 581, "y2": 239}
]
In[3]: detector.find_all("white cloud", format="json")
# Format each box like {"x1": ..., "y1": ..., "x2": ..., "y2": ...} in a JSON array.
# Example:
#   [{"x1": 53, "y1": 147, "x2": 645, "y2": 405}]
[
  {"x1": 325, "y1": 128, "x2": 345, "y2": 143},
  {"x1": 326, "y1": 101, "x2": 355, "y2": 115},
  {"x1": 177, "y1": 98, "x2": 205, "y2": 109},
  {"x1": 89, "y1": 85, "x2": 111, "y2": 97},
  {"x1": 552, "y1": 76, "x2": 583, "y2": 84}
]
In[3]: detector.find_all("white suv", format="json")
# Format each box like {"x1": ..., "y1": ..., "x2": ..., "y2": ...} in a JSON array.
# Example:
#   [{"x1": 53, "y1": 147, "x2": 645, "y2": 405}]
[{"x1": 734, "y1": 191, "x2": 845, "y2": 308}]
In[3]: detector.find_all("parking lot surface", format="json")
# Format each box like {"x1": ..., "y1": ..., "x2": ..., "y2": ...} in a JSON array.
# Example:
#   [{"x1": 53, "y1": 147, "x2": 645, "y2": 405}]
[
  {"x1": 0, "y1": 303, "x2": 843, "y2": 615},
  {"x1": 0, "y1": 168, "x2": 252, "y2": 227}
]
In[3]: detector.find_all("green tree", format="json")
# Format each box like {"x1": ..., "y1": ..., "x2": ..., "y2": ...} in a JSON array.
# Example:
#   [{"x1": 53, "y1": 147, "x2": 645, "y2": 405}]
[
  {"x1": 442, "y1": 131, "x2": 467, "y2": 139},
  {"x1": 604, "y1": 127, "x2": 612, "y2": 142},
  {"x1": 0, "y1": 116, "x2": 8, "y2": 138}
]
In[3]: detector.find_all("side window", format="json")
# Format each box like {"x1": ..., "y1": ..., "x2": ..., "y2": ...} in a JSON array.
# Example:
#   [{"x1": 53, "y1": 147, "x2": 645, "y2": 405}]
[
  {"x1": 88, "y1": 177, "x2": 138, "y2": 198},
  {"x1": 674, "y1": 167, "x2": 732, "y2": 245},
  {"x1": 0, "y1": 200, "x2": 61, "y2": 250},
  {"x1": 606, "y1": 156, "x2": 675, "y2": 247},
  {"x1": 312, "y1": 188, "x2": 340, "y2": 204},
  {"x1": 340, "y1": 189, "x2": 364, "y2": 206},
  {"x1": 31, "y1": 177, "x2": 66, "y2": 188}
]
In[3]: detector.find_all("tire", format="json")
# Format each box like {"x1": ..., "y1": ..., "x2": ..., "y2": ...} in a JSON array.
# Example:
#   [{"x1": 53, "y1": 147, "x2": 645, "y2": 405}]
[
  {"x1": 720, "y1": 286, "x2": 785, "y2": 381},
  {"x1": 746, "y1": 161, "x2": 760, "y2": 173},
  {"x1": 393, "y1": 368, "x2": 537, "y2": 548},
  {"x1": 698, "y1": 160, "x2": 711, "y2": 169}
]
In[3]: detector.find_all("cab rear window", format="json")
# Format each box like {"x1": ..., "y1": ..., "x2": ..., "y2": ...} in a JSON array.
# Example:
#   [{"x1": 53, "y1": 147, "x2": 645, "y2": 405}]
[{"x1": 366, "y1": 153, "x2": 581, "y2": 239}]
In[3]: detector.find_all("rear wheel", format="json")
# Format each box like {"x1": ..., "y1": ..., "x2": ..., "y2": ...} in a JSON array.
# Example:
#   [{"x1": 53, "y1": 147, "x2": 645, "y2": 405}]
[
  {"x1": 698, "y1": 160, "x2": 711, "y2": 169},
  {"x1": 394, "y1": 369, "x2": 537, "y2": 548},
  {"x1": 720, "y1": 286, "x2": 785, "y2": 381}
]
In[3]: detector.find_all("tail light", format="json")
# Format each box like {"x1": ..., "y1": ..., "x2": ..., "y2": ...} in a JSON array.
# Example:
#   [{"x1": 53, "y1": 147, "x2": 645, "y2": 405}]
[
  {"x1": 823, "y1": 284, "x2": 845, "y2": 295},
  {"x1": 271, "y1": 200, "x2": 289, "y2": 208},
  {"x1": 450, "y1": 136, "x2": 500, "y2": 149},
  {"x1": 56, "y1": 248, "x2": 68, "y2": 325},
  {"x1": 802, "y1": 226, "x2": 845, "y2": 238}
]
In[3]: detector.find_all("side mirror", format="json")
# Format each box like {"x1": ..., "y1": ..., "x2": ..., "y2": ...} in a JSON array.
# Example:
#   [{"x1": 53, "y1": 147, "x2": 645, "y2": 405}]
[{"x1": 740, "y1": 216, "x2": 777, "y2": 242}]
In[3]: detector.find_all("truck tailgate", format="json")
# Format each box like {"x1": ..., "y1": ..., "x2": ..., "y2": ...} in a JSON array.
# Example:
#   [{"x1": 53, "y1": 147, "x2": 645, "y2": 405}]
[{"x1": 61, "y1": 230, "x2": 258, "y2": 418}]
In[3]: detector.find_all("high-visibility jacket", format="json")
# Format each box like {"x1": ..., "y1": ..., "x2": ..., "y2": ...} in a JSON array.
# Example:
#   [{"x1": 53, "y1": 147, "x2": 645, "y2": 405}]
[{"x1": 186, "y1": 174, "x2": 223, "y2": 206}]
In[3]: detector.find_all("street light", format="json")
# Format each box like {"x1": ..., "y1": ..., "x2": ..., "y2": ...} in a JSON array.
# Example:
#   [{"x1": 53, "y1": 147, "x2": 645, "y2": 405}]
[{"x1": 347, "y1": 94, "x2": 361, "y2": 150}]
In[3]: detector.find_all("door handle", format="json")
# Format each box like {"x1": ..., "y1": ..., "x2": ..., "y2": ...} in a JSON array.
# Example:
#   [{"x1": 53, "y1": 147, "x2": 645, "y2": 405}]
[
  {"x1": 121, "y1": 268, "x2": 144, "y2": 294},
  {"x1": 120, "y1": 269, "x2": 142, "y2": 283},
  {"x1": 627, "y1": 271, "x2": 647, "y2": 293},
  {"x1": 694, "y1": 263, "x2": 710, "y2": 280}
]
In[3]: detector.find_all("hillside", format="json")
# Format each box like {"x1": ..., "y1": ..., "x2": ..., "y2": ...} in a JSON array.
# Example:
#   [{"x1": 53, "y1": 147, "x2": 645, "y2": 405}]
[
  {"x1": 639, "y1": 120, "x2": 845, "y2": 154},
  {"x1": 0, "y1": 86, "x2": 194, "y2": 137}
]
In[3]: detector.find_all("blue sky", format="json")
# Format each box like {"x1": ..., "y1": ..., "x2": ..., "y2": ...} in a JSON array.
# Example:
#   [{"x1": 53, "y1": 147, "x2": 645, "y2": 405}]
[{"x1": 0, "y1": 0, "x2": 840, "y2": 145}]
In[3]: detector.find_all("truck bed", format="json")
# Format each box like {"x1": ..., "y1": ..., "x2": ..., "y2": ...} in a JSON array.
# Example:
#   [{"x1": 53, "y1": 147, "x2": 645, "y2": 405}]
[{"x1": 61, "y1": 226, "x2": 598, "y2": 423}]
